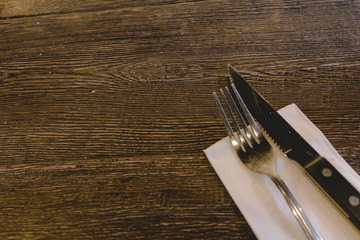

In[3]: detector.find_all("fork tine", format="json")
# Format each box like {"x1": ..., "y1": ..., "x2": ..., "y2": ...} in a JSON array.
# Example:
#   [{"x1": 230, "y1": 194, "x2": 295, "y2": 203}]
[
  {"x1": 220, "y1": 89, "x2": 243, "y2": 137},
  {"x1": 213, "y1": 92, "x2": 240, "y2": 147},
  {"x1": 213, "y1": 91, "x2": 246, "y2": 152},
  {"x1": 231, "y1": 83, "x2": 261, "y2": 143},
  {"x1": 219, "y1": 89, "x2": 250, "y2": 149},
  {"x1": 224, "y1": 87, "x2": 253, "y2": 148}
]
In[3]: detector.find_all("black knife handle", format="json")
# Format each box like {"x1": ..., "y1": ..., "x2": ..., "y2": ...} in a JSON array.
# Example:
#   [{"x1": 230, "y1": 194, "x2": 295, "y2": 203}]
[{"x1": 305, "y1": 157, "x2": 360, "y2": 229}]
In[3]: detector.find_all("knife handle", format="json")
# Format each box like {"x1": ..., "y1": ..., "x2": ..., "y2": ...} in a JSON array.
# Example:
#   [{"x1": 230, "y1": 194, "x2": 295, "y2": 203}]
[{"x1": 305, "y1": 157, "x2": 360, "y2": 229}]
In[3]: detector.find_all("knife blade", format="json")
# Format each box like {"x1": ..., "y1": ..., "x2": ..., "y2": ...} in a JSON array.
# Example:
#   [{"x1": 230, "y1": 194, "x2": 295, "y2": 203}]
[{"x1": 228, "y1": 65, "x2": 360, "y2": 230}]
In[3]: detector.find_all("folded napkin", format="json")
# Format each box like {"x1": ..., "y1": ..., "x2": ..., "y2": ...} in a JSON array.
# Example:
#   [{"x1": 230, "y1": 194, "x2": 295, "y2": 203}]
[{"x1": 204, "y1": 104, "x2": 360, "y2": 240}]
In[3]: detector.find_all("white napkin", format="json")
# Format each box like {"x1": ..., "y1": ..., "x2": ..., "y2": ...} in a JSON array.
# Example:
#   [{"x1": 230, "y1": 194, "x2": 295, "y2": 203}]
[{"x1": 204, "y1": 104, "x2": 360, "y2": 240}]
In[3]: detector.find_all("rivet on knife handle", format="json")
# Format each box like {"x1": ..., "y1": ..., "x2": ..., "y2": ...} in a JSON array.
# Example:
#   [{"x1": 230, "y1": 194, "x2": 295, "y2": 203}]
[{"x1": 305, "y1": 157, "x2": 360, "y2": 228}]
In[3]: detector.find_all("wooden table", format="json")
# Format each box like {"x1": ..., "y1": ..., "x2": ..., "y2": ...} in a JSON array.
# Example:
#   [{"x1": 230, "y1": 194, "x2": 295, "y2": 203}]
[{"x1": 1, "y1": 1, "x2": 359, "y2": 239}]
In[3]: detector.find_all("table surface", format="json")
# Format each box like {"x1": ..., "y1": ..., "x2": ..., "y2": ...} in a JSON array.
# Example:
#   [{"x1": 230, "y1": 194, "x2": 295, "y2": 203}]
[{"x1": 1, "y1": 0, "x2": 359, "y2": 239}]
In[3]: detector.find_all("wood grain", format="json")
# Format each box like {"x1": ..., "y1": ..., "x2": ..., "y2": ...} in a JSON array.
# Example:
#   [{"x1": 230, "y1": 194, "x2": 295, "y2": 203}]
[{"x1": 0, "y1": 0, "x2": 359, "y2": 238}]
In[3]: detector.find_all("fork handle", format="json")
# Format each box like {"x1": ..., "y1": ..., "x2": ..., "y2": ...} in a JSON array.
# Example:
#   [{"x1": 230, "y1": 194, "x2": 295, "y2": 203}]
[{"x1": 271, "y1": 176, "x2": 322, "y2": 240}]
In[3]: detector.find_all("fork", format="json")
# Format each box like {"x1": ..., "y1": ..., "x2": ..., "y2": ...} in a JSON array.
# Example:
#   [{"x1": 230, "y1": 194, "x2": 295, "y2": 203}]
[{"x1": 213, "y1": 84, "x2": 322, "y2": 240}]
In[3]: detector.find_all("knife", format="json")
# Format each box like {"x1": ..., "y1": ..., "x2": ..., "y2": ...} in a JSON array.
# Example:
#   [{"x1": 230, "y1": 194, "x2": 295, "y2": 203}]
[{"x1": 228, "y1": 65, "x2": 360, "y2": 230}]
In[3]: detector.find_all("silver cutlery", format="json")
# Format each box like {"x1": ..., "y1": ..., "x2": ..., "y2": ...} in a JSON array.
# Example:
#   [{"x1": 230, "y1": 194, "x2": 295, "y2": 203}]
[
  {"x1": 228, "y1": 65, "x2": 360, "y2": 229},
  {"x1": 213, "y1": 84, "x2": 322, "y2": 240}
]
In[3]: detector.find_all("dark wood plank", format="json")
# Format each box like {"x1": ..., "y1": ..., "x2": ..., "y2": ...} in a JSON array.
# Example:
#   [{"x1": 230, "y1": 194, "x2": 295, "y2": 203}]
[
  {"x1": 0, "y1": 153, "x2": 254, "y2": 239},
  {"x1": 0, "y1": 0, "x2": 359, "y2": 238}
]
